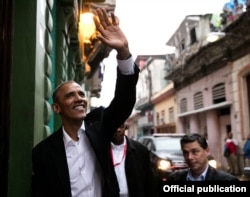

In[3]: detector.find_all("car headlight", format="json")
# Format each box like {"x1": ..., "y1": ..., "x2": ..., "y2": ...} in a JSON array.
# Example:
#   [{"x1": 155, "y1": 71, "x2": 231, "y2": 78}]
[
  {"x1": 208, "y1": 159, "x2": 217, "y2": 168},
  {"x1": 157, "y1": 160, "x2": 171, "y2": 171}
]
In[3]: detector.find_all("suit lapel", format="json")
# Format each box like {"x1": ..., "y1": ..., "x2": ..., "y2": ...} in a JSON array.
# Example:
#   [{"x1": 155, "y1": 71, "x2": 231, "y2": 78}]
[
  {"x1": 85, "y1": 123, "x2": 109, "y2": 172},
  {"x1": 204, "y1": 166, "x2": 214, "y2": 180},
  {"x1": 49, "y1": 129, "x2": 72, "y2": 197}
]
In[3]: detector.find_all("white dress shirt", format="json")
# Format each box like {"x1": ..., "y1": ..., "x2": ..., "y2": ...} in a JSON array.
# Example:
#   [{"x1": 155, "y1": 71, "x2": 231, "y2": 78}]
[
  {"x1": 186, "y1": 164, "x2": 209, "y2": 181},
  {"x1": 117, "y1": 55, "x2": 134, "y2": 75},
  {"x1": 110, "y1": 137, "x2": 129, "y2": 197},
  {"x1": 63, "y1": 122, "x2": 102, "y2": 197}
]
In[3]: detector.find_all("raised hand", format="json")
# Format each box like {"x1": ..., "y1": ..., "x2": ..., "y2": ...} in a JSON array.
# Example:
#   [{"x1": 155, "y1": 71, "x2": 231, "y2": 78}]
[{"x1": 93, "y1": 8, "x2": 130, "y2": 60}]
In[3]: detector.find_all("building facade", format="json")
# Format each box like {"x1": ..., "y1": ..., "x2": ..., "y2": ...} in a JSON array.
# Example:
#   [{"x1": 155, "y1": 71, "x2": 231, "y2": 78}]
[
  {"x1": 125, "y1": 0, "x2": 250, "y2": 174},
  {"x1": 166, "y1": 7, "x2": 250, "y2": 171}
]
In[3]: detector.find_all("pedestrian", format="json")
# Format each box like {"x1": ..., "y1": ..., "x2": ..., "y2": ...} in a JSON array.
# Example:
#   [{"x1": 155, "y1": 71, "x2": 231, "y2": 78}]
[
  {"x1": 110, "y1": 123, "x2": 157, "y2": 197},
  {"x1": 168, "y1": 133, "x2": 239, "y2": 181},
  {"x1": 243, "y1": 133, "x2": 250, "y2": 167},
  {"x1": 225, "y1": 131, "x2": 239, "y2": 175},
  {"x1": 31, "y1": 8, "x2": 139, "y2": 197}
]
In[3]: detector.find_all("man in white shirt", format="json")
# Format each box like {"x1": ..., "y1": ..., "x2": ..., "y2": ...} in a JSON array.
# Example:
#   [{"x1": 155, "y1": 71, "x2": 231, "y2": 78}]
[{"x1": 110, "y1": 123, "x2": 157, "y2": 197}]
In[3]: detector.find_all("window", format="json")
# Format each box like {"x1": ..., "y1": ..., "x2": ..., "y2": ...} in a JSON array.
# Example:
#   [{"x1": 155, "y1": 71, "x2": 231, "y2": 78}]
[
  {"x1": 180, "y1": 98, "x2": 187, "y2": 113},
  {"x1": 212, "y1": 83, "x2": 226, "y2": 104},
  {"x1": 179, "y1": 38, "x2": 185, "y2": 52},
  {"x1": 169, "y1": 107, "x2": 174, "y2": 123},
  {"x1": 161, "y1": 110, "x2": 165, "y2": 124},
  {"x1": 190, "y1": 28, "x2": 197, "y2": 45},
  {"x1": 194, "y1": 92, "x2": 203, "y2": 109},
  {"x1": 156, "y1": 112, "x2": 160, "y2": 125}
]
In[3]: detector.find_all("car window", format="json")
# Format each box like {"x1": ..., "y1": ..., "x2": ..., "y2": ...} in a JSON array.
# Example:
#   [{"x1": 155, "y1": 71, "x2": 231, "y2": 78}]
[
  {"x1": 142, "y1": 139, "x2": 149, "y2": 147},
  {"x1": 138, "y1": 138, "x2": 149, "y2": 147},
  {"x1": 137, "y1": 138, "x2": 144, "y2": 144},
  {"x1": 154, "y1": 137, "x2": 182, "y2": 152},
  {"x1": 146, "y1": 140, "x2": 155, "y2": 151}
]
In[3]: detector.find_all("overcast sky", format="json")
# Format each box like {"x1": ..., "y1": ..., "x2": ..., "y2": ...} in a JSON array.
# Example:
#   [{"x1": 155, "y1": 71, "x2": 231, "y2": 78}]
[{"x1": 98, "y1": 0, "x2": 228, "y2": 107}]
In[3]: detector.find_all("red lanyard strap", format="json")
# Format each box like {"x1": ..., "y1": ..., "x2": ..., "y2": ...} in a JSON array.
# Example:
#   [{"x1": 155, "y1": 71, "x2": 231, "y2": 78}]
[{"x1": 110, "y1": 142, "x2": 127, "y2": 167}]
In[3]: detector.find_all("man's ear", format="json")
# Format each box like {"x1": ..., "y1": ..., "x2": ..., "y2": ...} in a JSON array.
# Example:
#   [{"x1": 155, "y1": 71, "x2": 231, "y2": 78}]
[
  {"x1": 205, "y1": 147, "x2": 210, "y2": 155},
  {"x1": 52, "y1": 103, "x2": 60, "y2": 114}
]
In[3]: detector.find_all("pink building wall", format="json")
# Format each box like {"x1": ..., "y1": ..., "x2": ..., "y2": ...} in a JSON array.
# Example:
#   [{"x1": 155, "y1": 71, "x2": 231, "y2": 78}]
[{"x1": 176, "y1": 65, "x2": 232, "y2": 169}]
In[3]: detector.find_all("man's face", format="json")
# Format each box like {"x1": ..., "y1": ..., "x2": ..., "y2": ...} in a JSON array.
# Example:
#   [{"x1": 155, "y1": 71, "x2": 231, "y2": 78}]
[
  {"x1": 112, "y1": 124, "x2": 126, "y2": 145},
  {"x1": 52, "y1": 82, "x2": 88, "y2": 122},
  {"x1": 182, "y1": 141, "x2": 210, "y2": 175}
]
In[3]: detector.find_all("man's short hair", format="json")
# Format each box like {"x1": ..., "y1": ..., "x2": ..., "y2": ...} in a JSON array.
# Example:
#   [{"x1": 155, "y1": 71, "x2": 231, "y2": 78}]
[
  {"x1": 180, "y1": 133, "x2": 208, "y2": 149},
  {"x1": 52, "y1": 80, "x2": 77, "y2": 103}
]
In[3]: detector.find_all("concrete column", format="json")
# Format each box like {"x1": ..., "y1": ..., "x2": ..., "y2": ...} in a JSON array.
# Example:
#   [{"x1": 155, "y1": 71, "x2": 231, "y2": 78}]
[
  {"x1": 189, "y1": 114, "x2": 200, "y2": 133},
  {"x1": 178, "y1": 117, "x2": 185, "y2": 133},
  {"x1": 206, "y1": 109, "x2": 222, "y2": 167}
]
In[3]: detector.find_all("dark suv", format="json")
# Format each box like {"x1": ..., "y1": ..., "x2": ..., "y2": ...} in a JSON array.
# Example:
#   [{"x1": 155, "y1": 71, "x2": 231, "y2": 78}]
[{"x1": 138, "y1": 133, "x2": 188, "y2": 182}]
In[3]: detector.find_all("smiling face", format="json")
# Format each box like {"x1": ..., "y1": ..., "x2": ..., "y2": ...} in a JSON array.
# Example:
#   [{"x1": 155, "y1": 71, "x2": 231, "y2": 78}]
[
  {"x1": 52, "y1": 81, "x2": 88, "y2": 124},
  {"x1": 182, "y1": 141, "x2": 210, "y2": 177}
]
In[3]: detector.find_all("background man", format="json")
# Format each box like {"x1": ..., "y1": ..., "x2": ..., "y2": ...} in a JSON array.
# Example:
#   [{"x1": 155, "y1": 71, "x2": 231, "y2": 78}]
[
  {"x1": 110, "y1": 123, "x2": 157, "y2": 197},
  {"x1": 168, "y1": 133, "x2": 239, "y2": 181}
]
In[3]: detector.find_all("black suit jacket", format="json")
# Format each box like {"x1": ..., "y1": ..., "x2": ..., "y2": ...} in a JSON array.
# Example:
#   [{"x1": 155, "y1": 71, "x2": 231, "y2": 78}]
[
  {"x1": 168, "y1": 165, "x2": 239, "y2": 181},
  {"x1": 111, "y1": 136, "x2": 158, "y2": 197},
  {"x1": 32, "y1": 66, "x2": 139, "y2": 197}
]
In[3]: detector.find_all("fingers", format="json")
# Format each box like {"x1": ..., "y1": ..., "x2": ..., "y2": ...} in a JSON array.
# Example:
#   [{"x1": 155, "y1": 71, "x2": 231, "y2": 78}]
[
  {"x1": 101, "y1": 9, "x2": 111, "y2": 26},
  {"x1": 111, "y1": 13, "x2": 119, "y2": 26},
  {"x1": 93, "y1": 14, "x2": 104, "y2": 33},
  {"x1": 94, "y1": 8, "x2": 117, "y2": 29},
  {"x1": 95, "y1": 8, "x2": 108, "y2": 28}
]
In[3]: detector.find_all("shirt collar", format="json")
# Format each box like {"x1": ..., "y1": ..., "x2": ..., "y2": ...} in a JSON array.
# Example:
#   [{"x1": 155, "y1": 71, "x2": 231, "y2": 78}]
[
  {"x1": 111, "y1": 136, "x2": 127, "y2": 150},
  {"x1": 186, "y1": 164, "x2": 209, "y2": 181},
  {"x1": 63, "y1": 121, "x2": 85, "y2": 146}
]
